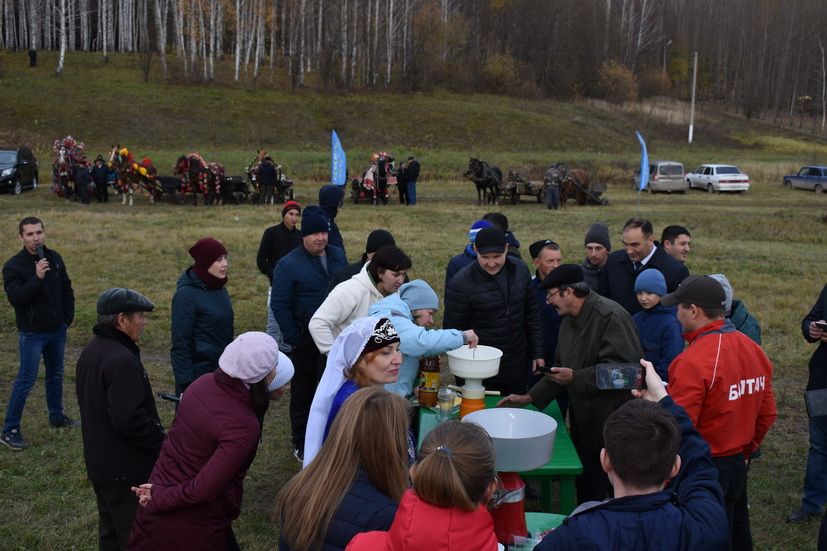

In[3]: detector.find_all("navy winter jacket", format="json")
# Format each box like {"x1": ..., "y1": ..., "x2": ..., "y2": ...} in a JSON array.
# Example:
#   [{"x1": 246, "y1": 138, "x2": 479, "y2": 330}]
[
  {"x1": 804, "y1": 285, "x2": 827, "y2": 391},
  {"x1": 271, "y1": 244, "x2": 347, "y2": 347},
  {"x1": 633, "y1": 304, "x2": 684, "y2": 381},
  {"x1": 170, "y1": 268, "x2": 234, "y2": 387},
  {"x1": 279, "y1": 470, "x2": 397, "y2": 551},
  {"x1": 445, "y1": 245, "x2": 476, "y2": 290},
  {"x1": 534, "y1": 396, "x2": 728, "y2": 551}
]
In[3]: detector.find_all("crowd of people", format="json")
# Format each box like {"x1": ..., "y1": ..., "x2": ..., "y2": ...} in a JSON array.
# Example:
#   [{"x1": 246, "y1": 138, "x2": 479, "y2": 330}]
[{"x1": 0, "y1": 187, "x2": 823, "y2": 550}]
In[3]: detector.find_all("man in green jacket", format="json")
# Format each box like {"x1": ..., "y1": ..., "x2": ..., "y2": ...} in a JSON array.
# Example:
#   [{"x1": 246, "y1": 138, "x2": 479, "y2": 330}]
[{"x1": 499, "y1": 264, "x2": 642, "y2": 504}]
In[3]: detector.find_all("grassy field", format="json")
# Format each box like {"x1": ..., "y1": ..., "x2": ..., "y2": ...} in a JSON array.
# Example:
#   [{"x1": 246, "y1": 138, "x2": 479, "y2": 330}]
[
  {"x1": 0, "y1": 174, "x2": 824, "y2": 549},
  {"x1": 1, "y1": 49, "x2": 827, "y2": 549}
]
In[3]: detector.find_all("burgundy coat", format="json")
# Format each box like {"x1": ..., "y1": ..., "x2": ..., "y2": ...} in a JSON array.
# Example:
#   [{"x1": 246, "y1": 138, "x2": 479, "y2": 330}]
[{"x1": 128, "y1": 370, "x2": 262, "y2": 550}]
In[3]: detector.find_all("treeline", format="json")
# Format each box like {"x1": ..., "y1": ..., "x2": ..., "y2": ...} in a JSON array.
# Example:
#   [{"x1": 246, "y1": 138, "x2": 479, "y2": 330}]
[{"x1": 2, "y1": 0, "x2": 826, "y2": 127}]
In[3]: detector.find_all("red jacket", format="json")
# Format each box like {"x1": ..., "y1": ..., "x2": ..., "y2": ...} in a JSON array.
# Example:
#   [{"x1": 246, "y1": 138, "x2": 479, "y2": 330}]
[
  {"x1": 346, "y1": 490, "x2": 498, "y2": 551},
  {"x1": 668, "y1": 320, "x2": 777, "y2": 457},
  {"x1": 128, "y1": 370, "x2": 261, "y2": 550}
]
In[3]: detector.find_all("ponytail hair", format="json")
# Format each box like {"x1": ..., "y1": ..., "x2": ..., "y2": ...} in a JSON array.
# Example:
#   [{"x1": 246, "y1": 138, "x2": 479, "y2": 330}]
[{"x1": 414, "y1": 420, "x2": 496, "y2": 512}]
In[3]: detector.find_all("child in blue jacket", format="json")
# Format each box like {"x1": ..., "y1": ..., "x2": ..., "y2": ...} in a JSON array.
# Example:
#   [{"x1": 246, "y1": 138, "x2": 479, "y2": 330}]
[{"x1": 632, "y1": 269, "x2": 684, "y2": 381}]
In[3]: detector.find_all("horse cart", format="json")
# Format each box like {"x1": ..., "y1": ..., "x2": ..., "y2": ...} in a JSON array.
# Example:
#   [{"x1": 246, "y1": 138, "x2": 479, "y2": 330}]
[
  {"x1": 351, "y1": 151, "x2": 397, "y2": 205},
  {"x1": 503, "y1": 170, "x2": 546, "y2": 204}
]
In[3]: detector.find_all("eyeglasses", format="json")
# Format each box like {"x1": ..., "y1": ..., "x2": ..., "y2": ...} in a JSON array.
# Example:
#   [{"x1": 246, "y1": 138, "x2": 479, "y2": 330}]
[{"x1": 545, "y1": 288, "x2": 564, "y2": 303}]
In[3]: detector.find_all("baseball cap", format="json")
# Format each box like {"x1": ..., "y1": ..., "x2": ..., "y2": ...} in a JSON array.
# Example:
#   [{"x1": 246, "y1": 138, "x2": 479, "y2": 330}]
[{"x1": 661, "y1": 275, "x2": 726, "y2": 309}]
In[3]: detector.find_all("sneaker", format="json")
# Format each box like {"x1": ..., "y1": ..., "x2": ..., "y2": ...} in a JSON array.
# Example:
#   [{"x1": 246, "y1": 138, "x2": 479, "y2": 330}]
[
  {"x1": 786, "y1": 508, "x2": 820, "y2": 524},
  {"x1": 48, "y1": 415, "x2": 81, "y2": 428},
  {"x1": 1, "y1": 429, "x2": 28, "y2": 450}
]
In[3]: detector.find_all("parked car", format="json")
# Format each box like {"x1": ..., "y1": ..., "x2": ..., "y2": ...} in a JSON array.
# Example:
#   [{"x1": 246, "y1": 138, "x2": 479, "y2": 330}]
[
  {"x1": 686, "y1": 164, "x2": 750, "y2": 193},
  {"x1": 783, "y1": 166, "x2": 827, "y2": 193},
  {"x1": 0, "y1": 147, "x2": 39, "y2": 194},
  {"x1": 633, "y1": 160, "x2": 687, "y2": 193}
]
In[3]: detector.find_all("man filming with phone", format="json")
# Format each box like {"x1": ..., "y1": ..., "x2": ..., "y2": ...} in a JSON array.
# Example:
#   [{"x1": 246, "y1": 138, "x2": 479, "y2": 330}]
[{"x1": 498, "y1": 264, "x2": 642, "y2": 504}]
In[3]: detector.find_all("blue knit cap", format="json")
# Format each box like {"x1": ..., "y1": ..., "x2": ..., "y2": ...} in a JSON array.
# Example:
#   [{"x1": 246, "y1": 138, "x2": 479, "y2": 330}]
[
  {"x1": 468, "y1": 220, "x2": 493, "y2": 244},
  {"x1": 398, "y1": 280, "x2": 439, "y2": 311},
  {"x1": 635, "y1": 269, "x2": 667, "y2": 296}
]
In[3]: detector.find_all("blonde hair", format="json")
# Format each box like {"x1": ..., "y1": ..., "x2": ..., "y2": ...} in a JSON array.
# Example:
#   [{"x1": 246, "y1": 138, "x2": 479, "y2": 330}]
[
  {"x1": 275, "y1": 387, "x2": 409, "y2": 550},
  {"x1": 414, "y1": 420, "x2": 496, "y2": 512}
]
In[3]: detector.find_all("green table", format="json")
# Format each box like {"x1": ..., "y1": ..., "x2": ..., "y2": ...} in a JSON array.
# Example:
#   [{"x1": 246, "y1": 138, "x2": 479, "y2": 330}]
[{"x1": 418, "y1": 396, "x2": 583, "y2": 514}]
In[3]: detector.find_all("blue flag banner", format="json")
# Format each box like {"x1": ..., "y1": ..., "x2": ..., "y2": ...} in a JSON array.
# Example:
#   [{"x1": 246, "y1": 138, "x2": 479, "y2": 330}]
[
  {"x1": 331, "y1": 130, "x2": 347, "y2": 186},
  {"x1": 635, "y1": 131, "x2": 649, "y2": 191}
]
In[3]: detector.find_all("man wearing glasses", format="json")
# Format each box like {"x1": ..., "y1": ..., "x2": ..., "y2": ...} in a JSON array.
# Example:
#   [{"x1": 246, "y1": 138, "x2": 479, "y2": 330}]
[{"x1": 499, "y1": 264, "x2": 642, "y2": 505}]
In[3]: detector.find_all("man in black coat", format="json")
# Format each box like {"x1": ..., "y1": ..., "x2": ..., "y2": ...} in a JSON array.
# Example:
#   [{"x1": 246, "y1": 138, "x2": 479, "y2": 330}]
[
  {"x1": 2, "y1": 217, "x2": 76, "y2": 452},
  {"x1": 407, "y1": 156, "x2": 421, "y2": 205},
  {"x1": 76, "y1": 288, "x2": 165, "y2": 551},
  {"x1": 444, "y1": 227, "x2": 544, "y2": 395},
  {"x1": 257, "y1": 201, "x2": 302, "y2": 347},
  {"x1": 598, "y1": 218, "x2": 689, "y2": 315}
]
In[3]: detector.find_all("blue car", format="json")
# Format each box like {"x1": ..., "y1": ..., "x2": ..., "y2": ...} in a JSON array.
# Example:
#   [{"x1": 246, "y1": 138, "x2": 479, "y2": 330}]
[{"x1": 784, "y1": 166, "x2": 827, "y2": 193}]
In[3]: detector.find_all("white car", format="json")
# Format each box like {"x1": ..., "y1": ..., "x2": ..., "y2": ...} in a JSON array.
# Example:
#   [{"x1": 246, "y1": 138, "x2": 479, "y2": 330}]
[{"x1": 686, "y1": 164, "x2": 750, "y2": 193}]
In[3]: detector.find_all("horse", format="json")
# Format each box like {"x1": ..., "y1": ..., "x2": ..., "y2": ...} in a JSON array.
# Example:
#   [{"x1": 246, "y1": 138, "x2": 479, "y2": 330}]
[
  {"x1": 464, "y1": 158, "x2": 503, "y2": 205},
  {"x1": 174, "y1": 153, "x2": 224, "y2": 205},
  {"x1": 108, "y1": 146, "x2": 161, "y2": 205}
]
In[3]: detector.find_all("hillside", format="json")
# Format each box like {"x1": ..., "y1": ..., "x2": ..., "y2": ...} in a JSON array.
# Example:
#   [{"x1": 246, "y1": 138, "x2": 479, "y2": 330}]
[{"x1": 2, "y1": 51, "x2": 827, "y2": 180}]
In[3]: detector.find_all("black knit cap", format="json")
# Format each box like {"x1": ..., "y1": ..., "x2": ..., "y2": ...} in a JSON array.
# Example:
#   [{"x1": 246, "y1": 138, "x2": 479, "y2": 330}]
[
  {"x1": 584, "y1": 222, "x2": 611, "y2": 251},
  {"x1": 539, "y1": 264, "x2": 585, "y2": 290},
  {"x1": 365, "y1": 229, "x2": 396, "y2": 254}
]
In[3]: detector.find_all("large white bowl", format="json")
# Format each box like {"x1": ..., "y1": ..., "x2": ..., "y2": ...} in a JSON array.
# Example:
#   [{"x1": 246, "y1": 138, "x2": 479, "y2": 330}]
[
  {"x1": 463, "y1": 408, "x2": 557, "y2": 472},
  {"x1": 446, "y1": 345, "x2": 502, "y2": 379}
]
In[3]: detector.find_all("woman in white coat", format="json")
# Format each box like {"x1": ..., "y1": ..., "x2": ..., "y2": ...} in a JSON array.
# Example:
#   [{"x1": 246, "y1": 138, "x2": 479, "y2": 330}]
[{"x1": 309, "y1": 246, "x2": 411, "y2": 355}]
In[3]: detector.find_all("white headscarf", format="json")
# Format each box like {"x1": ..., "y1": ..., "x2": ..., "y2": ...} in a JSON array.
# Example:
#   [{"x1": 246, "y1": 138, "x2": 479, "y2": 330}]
[{"x1": 303, "y1": 316, "x2": 383, "y2": 466}]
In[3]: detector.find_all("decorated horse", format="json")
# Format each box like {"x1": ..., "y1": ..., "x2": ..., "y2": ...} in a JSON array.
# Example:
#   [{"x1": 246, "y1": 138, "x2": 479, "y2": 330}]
[
  {"x1": 350, "y1": 151, "x2": 397, "y2": 205},
  {"x1": 108, "y1": 146, "x2": 161, "y2": 205},
  {"x1": 174, "y1": 153, "x2": 225, "y2": 205},
  {"x1": 544, "y1": 163, "x2": 608, "y2": 206},
  {"x1": 463, "y1": 158, "x2": 503, "y2": 205},
  {"x1": 51, "y1": 135, "x2": 88, "y2": 200}
]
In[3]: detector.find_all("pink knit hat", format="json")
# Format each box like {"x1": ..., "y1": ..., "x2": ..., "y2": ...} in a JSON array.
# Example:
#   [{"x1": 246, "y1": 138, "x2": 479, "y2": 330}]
[{"x1": 219, "y1": 332, "x2": 292, "y2": 385}]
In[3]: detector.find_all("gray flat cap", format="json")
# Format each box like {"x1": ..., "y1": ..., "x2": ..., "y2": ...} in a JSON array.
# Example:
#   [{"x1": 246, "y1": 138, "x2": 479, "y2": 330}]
[{"x1": 96, "y1": 288, "x2": 155, "y2": 315}]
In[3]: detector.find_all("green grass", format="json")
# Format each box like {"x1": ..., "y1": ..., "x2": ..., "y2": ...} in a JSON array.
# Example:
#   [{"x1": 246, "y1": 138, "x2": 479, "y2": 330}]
[
  {"x1": 0, "y1": 50, "x2": 826, "y2": 549},
  {"x1": 0, "y1": 174, "x2": 825, "y2": 549}
]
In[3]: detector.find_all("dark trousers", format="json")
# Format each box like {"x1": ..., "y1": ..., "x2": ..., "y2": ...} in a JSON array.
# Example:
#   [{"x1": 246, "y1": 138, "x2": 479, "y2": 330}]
[
  {"x1": 398, "y1": 181, "x2": 409, "y2": 204},
  {"x1": 289, "y1": 331, "x2": 323, "y2": 451},
  {"x1": 575, "y1": 451, "x2": 612, "y2": 504},
  {"x1": 96, "y1": 183, "x2": 108, "y2": 203},
  {"x1": 713, "y1": 454, "x2": 751, "y2": 551},
  {"x1": 546, "y1": 185, "x2": 560, "y2": 209},
  {"x1": 93, "y1": 483, "x2": 139, "y2": 551}
]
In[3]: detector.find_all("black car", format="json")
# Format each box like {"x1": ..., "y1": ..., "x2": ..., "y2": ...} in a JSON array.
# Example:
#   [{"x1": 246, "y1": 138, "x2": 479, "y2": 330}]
[{"x1": 0, "y1": 147, "x2": 39, "y2": 194}]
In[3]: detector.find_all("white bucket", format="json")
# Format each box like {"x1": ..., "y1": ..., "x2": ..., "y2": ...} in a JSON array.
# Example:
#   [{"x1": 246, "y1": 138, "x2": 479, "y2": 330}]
[
  {"x1": 463, "y1": 408, "x2": 557, "y2": 472},
  {"x1": 446, "y1": 344, "x2": 502, "y2": 379}
]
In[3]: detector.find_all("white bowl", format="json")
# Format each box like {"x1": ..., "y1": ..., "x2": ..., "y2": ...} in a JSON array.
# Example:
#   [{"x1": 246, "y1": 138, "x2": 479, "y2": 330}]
[
  {"x1": 463, "y1": 408, "x2": 557, "y2": 472},
  {"x1": 446, "y1": 345, "x2": 502, "y2": 379}
]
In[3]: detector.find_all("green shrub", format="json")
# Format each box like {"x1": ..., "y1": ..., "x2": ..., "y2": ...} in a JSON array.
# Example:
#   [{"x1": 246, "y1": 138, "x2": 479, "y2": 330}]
[{"x1": 592, "y1": 61, "x2": 638, "y2": 103}]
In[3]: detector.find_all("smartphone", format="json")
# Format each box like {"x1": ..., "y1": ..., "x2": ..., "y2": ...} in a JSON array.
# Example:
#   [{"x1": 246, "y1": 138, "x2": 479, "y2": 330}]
[
  {"x1": 815, "y1": 321, "x2": 827, "y2": 331},
  {"x1": 535, "y1": 364, "x2": 553, "y2": 374},
  {"x1": 595, "y1": 363, "x2": 645, "y2": 390}
]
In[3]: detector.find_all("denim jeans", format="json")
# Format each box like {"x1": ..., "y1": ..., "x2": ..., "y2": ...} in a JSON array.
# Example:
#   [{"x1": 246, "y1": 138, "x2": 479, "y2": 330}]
[
  {"x1": 408, "y1": 180, "x2": 417, "y2": 205},
  {"x1": 803, "y1": 415, "x2": 827, "y2": 513},
  {"x1": 3, "y1": 324, "x2": 67, "y2": 432}
]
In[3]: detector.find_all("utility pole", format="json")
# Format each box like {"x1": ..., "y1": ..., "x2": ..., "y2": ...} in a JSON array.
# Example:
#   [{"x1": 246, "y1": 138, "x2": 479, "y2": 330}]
[{"x1": 688, "y1": 50, "x2": 698, "y2": 144}]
